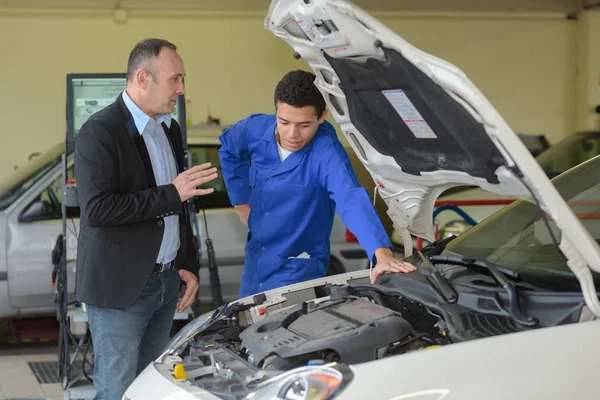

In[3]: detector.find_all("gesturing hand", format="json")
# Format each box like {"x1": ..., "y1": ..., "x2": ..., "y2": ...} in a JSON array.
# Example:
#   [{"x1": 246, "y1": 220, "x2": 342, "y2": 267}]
[{"x1": 172, "y1": 163, "x2": 218, "y2": 202}]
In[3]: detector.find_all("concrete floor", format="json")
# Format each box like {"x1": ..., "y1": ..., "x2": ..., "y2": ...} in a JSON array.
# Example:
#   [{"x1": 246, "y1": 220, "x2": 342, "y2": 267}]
[{"x1": 0, "y1": 342, "x2": 71, "y2": 400}]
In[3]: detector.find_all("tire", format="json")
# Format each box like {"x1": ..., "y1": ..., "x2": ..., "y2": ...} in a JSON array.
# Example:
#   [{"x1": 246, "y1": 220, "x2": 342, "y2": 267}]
[{"x1": 326, "y1": 257, "x2": 345, "y2": 277}]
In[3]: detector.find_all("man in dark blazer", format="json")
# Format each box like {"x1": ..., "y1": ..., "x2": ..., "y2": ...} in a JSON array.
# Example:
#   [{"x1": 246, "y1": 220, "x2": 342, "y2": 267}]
[{"x1": 74, "y1": 38, "x2": 218, "y2": 400}]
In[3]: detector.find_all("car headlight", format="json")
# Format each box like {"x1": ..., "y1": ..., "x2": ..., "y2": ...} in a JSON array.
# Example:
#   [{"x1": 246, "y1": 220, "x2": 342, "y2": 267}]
[
  {"x1": 245, "y1": 363, "x2": 353, "y2": 400},
  {"x1": 156, "y1": 306, "x2": 223, "y2": 362}
]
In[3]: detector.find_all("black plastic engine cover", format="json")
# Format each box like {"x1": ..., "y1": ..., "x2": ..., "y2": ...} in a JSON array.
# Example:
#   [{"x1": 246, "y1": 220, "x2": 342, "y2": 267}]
[{"x1": 240, "y1": 298, "x2": 415, "y2": 366}]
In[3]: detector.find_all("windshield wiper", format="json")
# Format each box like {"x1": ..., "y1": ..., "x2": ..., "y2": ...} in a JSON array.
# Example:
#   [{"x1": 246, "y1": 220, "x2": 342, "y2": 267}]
[
  {"x1": 419, "y1": 235, "x2": 457, "y2": 257},
  {"x1": 417, "y1": 251, "x2": 458, "y2": 304},
  {"x1": 429, "y1": 255, "x2": 537, "y2": 327},
  {"x1": 430, "y1": 255, "x2": 519, "y2": 279}
]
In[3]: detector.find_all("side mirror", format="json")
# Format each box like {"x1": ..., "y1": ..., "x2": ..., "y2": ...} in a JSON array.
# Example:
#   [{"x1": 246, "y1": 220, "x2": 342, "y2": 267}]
[{"x1": 19, "y1": 200, "x2": 51, "y2": 223}]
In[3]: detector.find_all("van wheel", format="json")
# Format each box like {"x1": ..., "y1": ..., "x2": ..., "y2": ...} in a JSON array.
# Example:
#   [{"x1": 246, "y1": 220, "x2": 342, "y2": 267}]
[{"x1": 326, "y1": 257, "x2": 344, "y2": 276}]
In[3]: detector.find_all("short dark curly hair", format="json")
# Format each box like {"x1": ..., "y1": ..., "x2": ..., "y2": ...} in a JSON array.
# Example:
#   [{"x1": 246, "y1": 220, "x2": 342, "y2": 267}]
[{"x1": 274, "y1": 70, "x2": 326, "y2": 118}]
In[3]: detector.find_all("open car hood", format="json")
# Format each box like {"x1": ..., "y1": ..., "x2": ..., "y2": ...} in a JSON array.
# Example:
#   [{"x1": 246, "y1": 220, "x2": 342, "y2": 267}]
[{"x1": 265, "y1": 0, "x2": 600, "y2": 316}]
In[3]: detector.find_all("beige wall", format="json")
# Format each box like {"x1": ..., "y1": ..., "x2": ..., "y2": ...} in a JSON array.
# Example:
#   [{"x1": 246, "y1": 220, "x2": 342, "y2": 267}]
[
  {"x1": 575, "y1": 10, "x2": 600, "y2": 131},
  {"x1": 382, "y1": 14, "x2": 578, "y2": 139},
  {"x1": 0, "y1": 9, "x2": 582, "y2": 178}
]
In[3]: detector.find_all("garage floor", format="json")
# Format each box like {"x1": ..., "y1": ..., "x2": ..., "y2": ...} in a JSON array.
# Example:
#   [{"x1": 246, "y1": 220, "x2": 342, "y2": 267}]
[
  {"x1": 0, "y1": 315, "x2": 97, "y2": 400},
  {"x1": 0, "y1": 343, "x2": 68, "y2": 400}
]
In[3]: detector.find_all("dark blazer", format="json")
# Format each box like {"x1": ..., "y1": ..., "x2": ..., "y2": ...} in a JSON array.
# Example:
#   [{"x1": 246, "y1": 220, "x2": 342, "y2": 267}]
[{"x1": 74, "y1": 93, "x2": 199, "y2": 309}]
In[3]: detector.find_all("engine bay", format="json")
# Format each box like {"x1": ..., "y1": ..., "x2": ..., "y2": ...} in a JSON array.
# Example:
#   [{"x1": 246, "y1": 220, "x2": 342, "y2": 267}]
[
  {"x1": 156, "y1": 272, "x2": 588, "y2": 399},
  {"x1": 159, "y1": 282, "x2": 453, "y2": 399}
]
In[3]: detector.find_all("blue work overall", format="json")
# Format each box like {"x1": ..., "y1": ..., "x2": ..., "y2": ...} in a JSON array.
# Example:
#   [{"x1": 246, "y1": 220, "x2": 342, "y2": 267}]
[{"x1": 218, "y1": 114, "x2": 391, "y2": 298}]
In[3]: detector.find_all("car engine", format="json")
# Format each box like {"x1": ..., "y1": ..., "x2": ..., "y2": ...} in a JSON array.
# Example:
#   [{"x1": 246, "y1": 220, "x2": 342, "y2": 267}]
[
  {"x1": 161, "y1": 285, "x2": 451, "y2": 398},
  {"x1": 240, "y1": 297, "x2": 433, "y2": 370},
  {"x1": 153, "y1": 257, "x2": 589, "y2": 400}
]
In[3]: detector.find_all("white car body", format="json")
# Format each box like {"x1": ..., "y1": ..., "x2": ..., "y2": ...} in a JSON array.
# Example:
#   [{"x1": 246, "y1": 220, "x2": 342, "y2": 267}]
[
  {"x1": 125, "y1": 1, "x2": 600, "y2": 399},
  {"x1": 125, "y1": 272, "x2": 600, "y2": 400}
]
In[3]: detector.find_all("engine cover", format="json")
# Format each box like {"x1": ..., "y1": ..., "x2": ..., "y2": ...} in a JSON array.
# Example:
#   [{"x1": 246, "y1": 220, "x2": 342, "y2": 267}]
[{"x1": 240, "y1": 298, "x2": 416, "y2": 367}]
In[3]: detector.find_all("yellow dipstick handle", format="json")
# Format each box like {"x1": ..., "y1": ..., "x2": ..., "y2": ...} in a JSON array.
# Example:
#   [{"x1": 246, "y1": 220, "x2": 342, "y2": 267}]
[{"x1": 174, "y1": 363, "x2": 187, "y2": 380}]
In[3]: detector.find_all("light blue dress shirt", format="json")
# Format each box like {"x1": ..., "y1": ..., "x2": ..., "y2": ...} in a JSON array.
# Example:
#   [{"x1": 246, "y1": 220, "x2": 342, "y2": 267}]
[{"x1": 122, "y1": 91, "x2": 180, "y2": 265}]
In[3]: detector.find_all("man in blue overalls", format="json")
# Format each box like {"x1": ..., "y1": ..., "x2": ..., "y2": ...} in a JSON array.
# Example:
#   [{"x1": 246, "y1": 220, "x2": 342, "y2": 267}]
[{"x1": 219, "y1": 70, "x2": 416, "y2": 298}]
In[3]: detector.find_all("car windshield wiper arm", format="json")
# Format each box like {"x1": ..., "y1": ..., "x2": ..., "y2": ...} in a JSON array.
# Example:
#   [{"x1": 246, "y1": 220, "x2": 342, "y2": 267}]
[
  {"x1": 417, "y1": 251, "x2": 458, "y2": 304},
  {"x1": 429, "y1": 255, "x2": 537, "y2": 327},
  {"x1": 429, "y1": 255, "x2": 519, "y2": 279},
  {"x1": 420, "y1": 235, "x2": 457, "y2": 257}
]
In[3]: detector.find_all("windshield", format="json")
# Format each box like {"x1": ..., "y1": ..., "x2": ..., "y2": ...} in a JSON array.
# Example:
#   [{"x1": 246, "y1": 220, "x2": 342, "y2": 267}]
[
  {"x1": 0, "y1": 145, "x2": 63, "y2": 211},
  {"x1": 444, "y1": 155, "x2": 600, "y2": 292}
]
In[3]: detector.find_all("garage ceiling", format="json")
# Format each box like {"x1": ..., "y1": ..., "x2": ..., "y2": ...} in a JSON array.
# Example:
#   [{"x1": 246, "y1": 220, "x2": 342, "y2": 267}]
[{"x1": 0, "y1": 0, "x2": 597, "y2": 13}]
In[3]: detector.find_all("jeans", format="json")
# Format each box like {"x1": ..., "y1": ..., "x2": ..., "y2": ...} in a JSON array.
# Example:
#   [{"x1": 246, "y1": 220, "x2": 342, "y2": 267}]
[{"x1": 87, "y1": 267, "x2": 180, "y2": 400}]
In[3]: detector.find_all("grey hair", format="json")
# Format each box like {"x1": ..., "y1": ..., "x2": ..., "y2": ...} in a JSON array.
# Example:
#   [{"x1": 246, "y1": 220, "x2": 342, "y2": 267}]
[{"x1": 126, "y1": 38, "x2": 177, "y2": 82}]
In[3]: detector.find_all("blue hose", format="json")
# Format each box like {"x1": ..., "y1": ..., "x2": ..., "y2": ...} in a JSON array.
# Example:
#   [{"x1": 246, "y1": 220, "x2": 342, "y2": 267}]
[{"x1": 432, "y1": 204, "x2": 478, "y2": 227}]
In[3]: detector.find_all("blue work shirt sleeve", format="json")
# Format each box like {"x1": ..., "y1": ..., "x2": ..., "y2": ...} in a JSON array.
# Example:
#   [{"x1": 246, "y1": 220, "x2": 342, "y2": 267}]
[
  {"x1": 317, "y1": 140, "x2": 393, "y2": 263},
  {"x1": 218, "y1": 118, "x2": 252, "y2": 206}
]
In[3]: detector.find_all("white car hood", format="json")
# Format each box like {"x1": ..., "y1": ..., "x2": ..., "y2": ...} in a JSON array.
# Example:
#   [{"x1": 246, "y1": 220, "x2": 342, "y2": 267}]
[{"x1": 265, "y1": 0, "x2": 600, "y2": 316}]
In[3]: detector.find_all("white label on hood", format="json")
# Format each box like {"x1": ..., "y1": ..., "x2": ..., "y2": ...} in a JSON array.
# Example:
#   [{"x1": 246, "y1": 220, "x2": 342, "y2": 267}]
[
  {"x1": 296, "y1": 19, "x2": 310, "y2": 32},
  {"x1": 382, "y1": 89, "x2": 438, "y2": 139},
  {"x1": 325, "y1": 46, "x2": 357, "y2": 57}
]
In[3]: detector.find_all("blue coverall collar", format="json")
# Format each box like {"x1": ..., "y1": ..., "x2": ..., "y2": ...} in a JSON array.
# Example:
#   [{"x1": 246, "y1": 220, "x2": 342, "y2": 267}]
[{"x1": 262, "y1": 120, "x2": 278, "y2": 141}]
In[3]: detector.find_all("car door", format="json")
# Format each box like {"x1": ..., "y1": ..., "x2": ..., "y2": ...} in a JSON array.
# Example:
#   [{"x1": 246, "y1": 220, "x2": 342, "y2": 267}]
[
  {"x1": 6, "y1": 164, "x2": 78, "y2": 313},
  {"x1": 187, "y1": 143, "x2": 247, "y2": 303}
]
